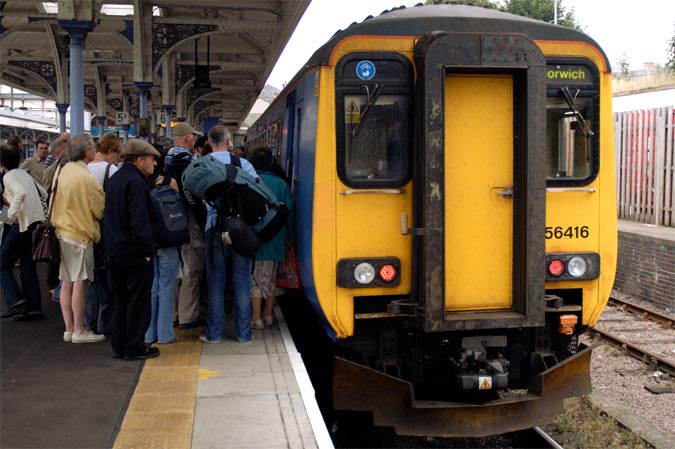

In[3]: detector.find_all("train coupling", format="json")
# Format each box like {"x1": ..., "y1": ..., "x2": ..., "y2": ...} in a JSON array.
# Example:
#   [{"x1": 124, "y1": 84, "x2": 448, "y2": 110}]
[{"x1": 456, "y1": 336, "x2": 509, "y2": 391}]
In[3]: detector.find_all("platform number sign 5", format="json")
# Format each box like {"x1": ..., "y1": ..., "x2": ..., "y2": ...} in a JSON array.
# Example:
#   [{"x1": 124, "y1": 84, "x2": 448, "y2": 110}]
[{"x1": 116, "y1": 112, "x2": 129, "y2": 125}]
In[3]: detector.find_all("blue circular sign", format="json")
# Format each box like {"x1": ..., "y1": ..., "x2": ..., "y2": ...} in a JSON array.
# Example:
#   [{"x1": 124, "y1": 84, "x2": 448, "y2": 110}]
[{"x1": 356, "y1": 60, "x2": 376, "y2": 81}]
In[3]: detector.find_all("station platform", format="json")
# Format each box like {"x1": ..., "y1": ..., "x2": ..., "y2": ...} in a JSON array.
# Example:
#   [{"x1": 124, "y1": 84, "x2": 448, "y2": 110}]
[{"x1": 0, "y1": 290, "x2": 333, "y2": 449}]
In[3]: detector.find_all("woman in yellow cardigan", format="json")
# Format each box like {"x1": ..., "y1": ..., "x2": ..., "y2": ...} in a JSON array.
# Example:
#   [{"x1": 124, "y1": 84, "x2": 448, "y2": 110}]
[{"x1": 51, "y1": 134, "x2": 105, "y2": 343}]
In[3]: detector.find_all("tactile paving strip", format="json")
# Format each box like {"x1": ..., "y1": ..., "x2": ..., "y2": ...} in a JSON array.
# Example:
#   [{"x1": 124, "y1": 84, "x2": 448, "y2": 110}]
[{"x1": 113, "y1": 328, "x2": 202, "y2": 449}]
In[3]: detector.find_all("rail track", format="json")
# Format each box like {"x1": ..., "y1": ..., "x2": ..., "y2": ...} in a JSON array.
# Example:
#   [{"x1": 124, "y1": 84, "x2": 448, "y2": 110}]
[{"x1": 590, "y1": 296, "x2": 675, "y2": 377}]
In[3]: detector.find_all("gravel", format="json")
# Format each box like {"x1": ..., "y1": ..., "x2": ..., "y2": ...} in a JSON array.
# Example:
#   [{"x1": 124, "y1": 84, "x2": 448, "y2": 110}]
[{"x1": 584, "y1": 291, "x2": 675, "y2": 444}]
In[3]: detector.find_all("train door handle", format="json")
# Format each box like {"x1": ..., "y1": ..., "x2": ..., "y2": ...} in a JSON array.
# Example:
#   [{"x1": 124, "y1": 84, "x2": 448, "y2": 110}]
[
  {"x1": 401, "y1": 213, "x2": 425, "y2": 235},
  {"x1": 497, "y1": 187, "x2": 513, "y2": 198}
]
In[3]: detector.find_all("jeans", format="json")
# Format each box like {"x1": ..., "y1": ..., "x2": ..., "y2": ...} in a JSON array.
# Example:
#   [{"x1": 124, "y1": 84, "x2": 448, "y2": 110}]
[
  {"x1": 204, "y1": 229, "x2": 252, "y2": 342},
  {"x1": 146, "y1": 247, "x2": 180, "y2": 344},
  {"x1": 0, "y1": 222, "x2": 42, "y2": 313}
]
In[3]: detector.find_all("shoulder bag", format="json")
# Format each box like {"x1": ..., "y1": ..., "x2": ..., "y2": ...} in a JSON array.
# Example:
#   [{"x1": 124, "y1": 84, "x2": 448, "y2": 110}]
[{"x1": 32, "y1": 164, "x2": 63, "y2": 263}]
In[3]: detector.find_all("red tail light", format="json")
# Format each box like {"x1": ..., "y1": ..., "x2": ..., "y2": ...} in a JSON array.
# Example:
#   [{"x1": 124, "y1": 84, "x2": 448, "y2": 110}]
[
  {"x1": 379, "y1": 264, "x2": 397, "y2": 282},
  {"x1": 547, "y1": 259, "x2": 565, "y2": 277}
]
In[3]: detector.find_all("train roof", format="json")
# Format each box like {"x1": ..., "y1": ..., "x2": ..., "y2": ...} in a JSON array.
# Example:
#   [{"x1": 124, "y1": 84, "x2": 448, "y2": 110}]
[{"x1": 303, "y1": 4, "x2": 610, "y2": 72}]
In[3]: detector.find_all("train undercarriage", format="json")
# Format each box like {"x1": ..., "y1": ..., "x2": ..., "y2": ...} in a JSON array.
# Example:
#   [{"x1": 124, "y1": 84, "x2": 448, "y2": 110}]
[{"x1": 332, "y1": 302, "x2": 596, "y2": 437}]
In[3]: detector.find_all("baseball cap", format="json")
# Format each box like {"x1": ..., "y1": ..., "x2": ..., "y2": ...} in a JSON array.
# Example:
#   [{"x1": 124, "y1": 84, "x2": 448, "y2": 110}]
[{"x1": 172, "y1": 122, "x2": 202, "y2": 138}]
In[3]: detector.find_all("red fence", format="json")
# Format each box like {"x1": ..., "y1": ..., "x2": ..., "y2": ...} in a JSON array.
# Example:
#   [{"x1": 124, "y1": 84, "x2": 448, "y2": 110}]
[{"x1": 614, "y1": 107, "x2": 675, "y2": 227}]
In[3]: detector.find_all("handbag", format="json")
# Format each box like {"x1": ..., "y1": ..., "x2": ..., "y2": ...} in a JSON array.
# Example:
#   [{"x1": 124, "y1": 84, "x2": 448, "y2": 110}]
[
  {"x1": 32, "y1": 164, "x2": 63, "y2": 263},
  {"x1": 277, "y1": 238, "x2": 300, "y2": 289},
  {"x1": 32, "y1": 222, "x2": 60, "y2": 263}
]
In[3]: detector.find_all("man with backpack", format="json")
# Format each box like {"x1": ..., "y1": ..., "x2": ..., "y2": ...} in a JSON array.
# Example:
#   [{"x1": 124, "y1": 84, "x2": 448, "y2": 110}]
[
  {"x1": 165, "y1": 121, "x2": 206, "y2": 330},
  {"x1": 200, "y1": 124, "x2": 258, "y2": 344},
  {"x1": 104, "y1": 139, "x2": 161, "y2": 360}
]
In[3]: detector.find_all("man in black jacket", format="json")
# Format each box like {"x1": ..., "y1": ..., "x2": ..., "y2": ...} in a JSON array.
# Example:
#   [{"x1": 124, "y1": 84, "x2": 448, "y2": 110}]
[{"x1": 104, "y1": 139, "x2": 160, "y2": 360}]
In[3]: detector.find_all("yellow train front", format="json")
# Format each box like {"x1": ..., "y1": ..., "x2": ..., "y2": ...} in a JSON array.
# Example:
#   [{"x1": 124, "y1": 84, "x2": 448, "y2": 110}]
[{"x1": 248, "y1": 4, "x2": 617, "y2": 437}]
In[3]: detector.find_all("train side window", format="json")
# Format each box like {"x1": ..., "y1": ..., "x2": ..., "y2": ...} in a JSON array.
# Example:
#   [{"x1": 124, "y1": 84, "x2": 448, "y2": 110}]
[
  {"x1": 545, "y1": 61, "x2": 599, "y2": 186},
  {"x1": 343, "y1": 94, "x2": 408, "y2": 183}
]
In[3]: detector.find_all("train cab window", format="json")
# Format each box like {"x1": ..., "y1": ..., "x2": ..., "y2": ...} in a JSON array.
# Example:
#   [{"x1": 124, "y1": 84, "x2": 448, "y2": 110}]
[
  {"x1": 545, "y1": 61, "x2": 599, "y2": 186},
  {"x1": 343, "y1": 94, "x2": 408, "y2": 183},
  {"x1": 336, "y1": 54, "x2": 413, "y2": 188}
]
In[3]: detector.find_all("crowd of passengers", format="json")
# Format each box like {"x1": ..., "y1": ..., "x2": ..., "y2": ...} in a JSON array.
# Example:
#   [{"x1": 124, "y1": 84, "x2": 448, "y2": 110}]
[{"x1": 0, "y1": 123, "x2": 292, "y2": 360}]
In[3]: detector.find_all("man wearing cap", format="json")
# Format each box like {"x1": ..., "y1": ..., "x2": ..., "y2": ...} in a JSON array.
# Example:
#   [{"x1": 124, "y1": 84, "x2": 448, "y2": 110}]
[
  {"x1": 166, "y1": 121, "x2": 206, "y2": 331},
  {"x1": 104, "y1": 139, "x2": 161, "y2": 360},
  {"x1": 166, "y1": 121, "x2": 201, "y2": 167}
]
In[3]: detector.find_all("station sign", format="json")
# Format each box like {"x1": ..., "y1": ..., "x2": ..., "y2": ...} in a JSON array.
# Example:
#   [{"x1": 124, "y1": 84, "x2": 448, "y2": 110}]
[{"x1": 116, "y1": 112, "x2": 129, "y2": 125}]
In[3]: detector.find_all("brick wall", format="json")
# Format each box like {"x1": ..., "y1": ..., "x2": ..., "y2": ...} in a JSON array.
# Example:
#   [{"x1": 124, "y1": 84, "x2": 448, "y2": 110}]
[{"x1": 613, "y1": 229, "x2": 675, "y2": 312}]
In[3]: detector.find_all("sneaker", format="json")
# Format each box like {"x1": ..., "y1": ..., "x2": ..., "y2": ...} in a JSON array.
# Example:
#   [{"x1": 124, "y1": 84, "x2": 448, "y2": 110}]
[
  {"x1": 251, "y1": 319, "x2": 264, "y2": 330},
  {"x1": 71, "y1": 332, "x2": 106, "y2": 343},
  {"x1": 263, "y1": 315, "x2": 274, "y2": 327},
  {"x1": 198, "y1": 335, "x2": 222, "y2": 344},
  {"x1": 123, "y1": 346, "x2": 160, "y2": 361},
  {"x1": 63, "y1": 331, "x2": 73, "y2": 342}
]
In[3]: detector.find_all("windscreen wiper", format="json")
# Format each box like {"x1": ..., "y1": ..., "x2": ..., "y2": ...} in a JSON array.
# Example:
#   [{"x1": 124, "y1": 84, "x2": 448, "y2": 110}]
[
  {"x1": 560, "y1": 87, "x2": 594, "y2": 138},
  {"x1": 352, "y1": 83, "x2": 383, "y2": 137}
]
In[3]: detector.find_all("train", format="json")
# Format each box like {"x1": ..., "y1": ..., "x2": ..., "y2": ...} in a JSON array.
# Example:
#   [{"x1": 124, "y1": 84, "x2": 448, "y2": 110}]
[{"x1": 247, "y1": 4, "x2": 617, "y2": 437}]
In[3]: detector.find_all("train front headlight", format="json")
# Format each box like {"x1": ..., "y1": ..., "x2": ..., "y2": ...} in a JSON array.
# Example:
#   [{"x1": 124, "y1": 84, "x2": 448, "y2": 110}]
[
  {"x1": 354, "y1": 263, "x2": 376, "y2": 284},
  {"x1": 567, "y1": 256, "x2": 588, "y2": 278}
]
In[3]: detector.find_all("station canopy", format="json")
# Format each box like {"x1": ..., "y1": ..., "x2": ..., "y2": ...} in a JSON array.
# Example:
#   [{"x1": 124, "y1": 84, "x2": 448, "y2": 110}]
[{"x1": 0, "y1": 1, "x2": 310, "y2": 128}]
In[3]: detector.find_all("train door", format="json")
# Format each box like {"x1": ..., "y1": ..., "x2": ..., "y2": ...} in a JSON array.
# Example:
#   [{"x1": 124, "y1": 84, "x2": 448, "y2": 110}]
[
  {"x1": 443, "y1": 74, "x2": 513, "y2": 311},
  {"x1": 414, "y1": 33, "x2": 547, "y2": 331},
  {"x1": 284, "y1": 92, "x2": 297, "y2": 187}
]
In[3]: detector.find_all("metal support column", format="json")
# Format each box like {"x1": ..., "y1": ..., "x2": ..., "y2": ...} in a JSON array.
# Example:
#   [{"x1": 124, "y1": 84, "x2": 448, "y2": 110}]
[
  {"x1": 162, "y1": 105, "x2": 175, "y2": 138},
  {"x1": 55, "y1": 103, "x2": 69, "y2": 134},
  {"x1": 97, "y1": 116, "x2": 106, "y2": 137},
  {"x1": 58, "y1": 20, "x2": 93, "y2": 136},
  {"x1": 136, "y1": 82, "x2": 152, "y2": 142},
  {"x1": 122, "y1": 124, "x2": 130, "y2": 144}
]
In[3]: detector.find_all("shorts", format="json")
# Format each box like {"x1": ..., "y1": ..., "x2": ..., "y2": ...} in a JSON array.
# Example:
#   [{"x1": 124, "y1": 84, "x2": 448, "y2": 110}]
[
  {"x1": 58, "y1": 238, "x2": 94, "y2": 282},
  {"x1": 251, "y1": 260, "x2": 285, "y2": 298}
]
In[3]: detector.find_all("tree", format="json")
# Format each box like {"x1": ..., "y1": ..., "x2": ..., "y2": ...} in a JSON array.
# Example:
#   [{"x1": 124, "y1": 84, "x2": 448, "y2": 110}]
[
  {"x1": 505, "y1": 0, "x2": 581, "y2": 30},
  {"x1": 616, "y1": 52, "x2": 631, "y2": 80},
  {"x1": 424, "y1": 0, "x2": 582, "y2": 30},
  {"x1": 424, "y1": 0, "x2": 498, "y2": 8},
  {"x1": 425, "y1": 0, "x2": 499, "y2": 7},
  {"x1": 667, "y1": 22, "x2": 675, "y2": 73}
]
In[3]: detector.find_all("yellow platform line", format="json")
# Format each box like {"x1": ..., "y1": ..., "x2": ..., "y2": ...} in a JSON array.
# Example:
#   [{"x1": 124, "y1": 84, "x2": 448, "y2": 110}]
[{"x1": 113, "y1": 327, "x2": 202, "y2": 449}]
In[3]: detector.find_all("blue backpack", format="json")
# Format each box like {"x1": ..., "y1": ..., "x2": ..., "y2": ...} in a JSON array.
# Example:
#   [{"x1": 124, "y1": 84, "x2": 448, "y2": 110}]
[
  {"x1": 150, "y1": 176, "x2": 190, "y2": 248},
  {"x1": 181, "y1": 155, "x2": 288, "y2": 255}
]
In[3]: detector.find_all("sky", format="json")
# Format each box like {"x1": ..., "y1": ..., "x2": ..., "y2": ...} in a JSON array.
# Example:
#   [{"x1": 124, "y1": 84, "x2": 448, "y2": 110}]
[{"x1": 265, "y1": 0, "x2": 675, "y2": 88}]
